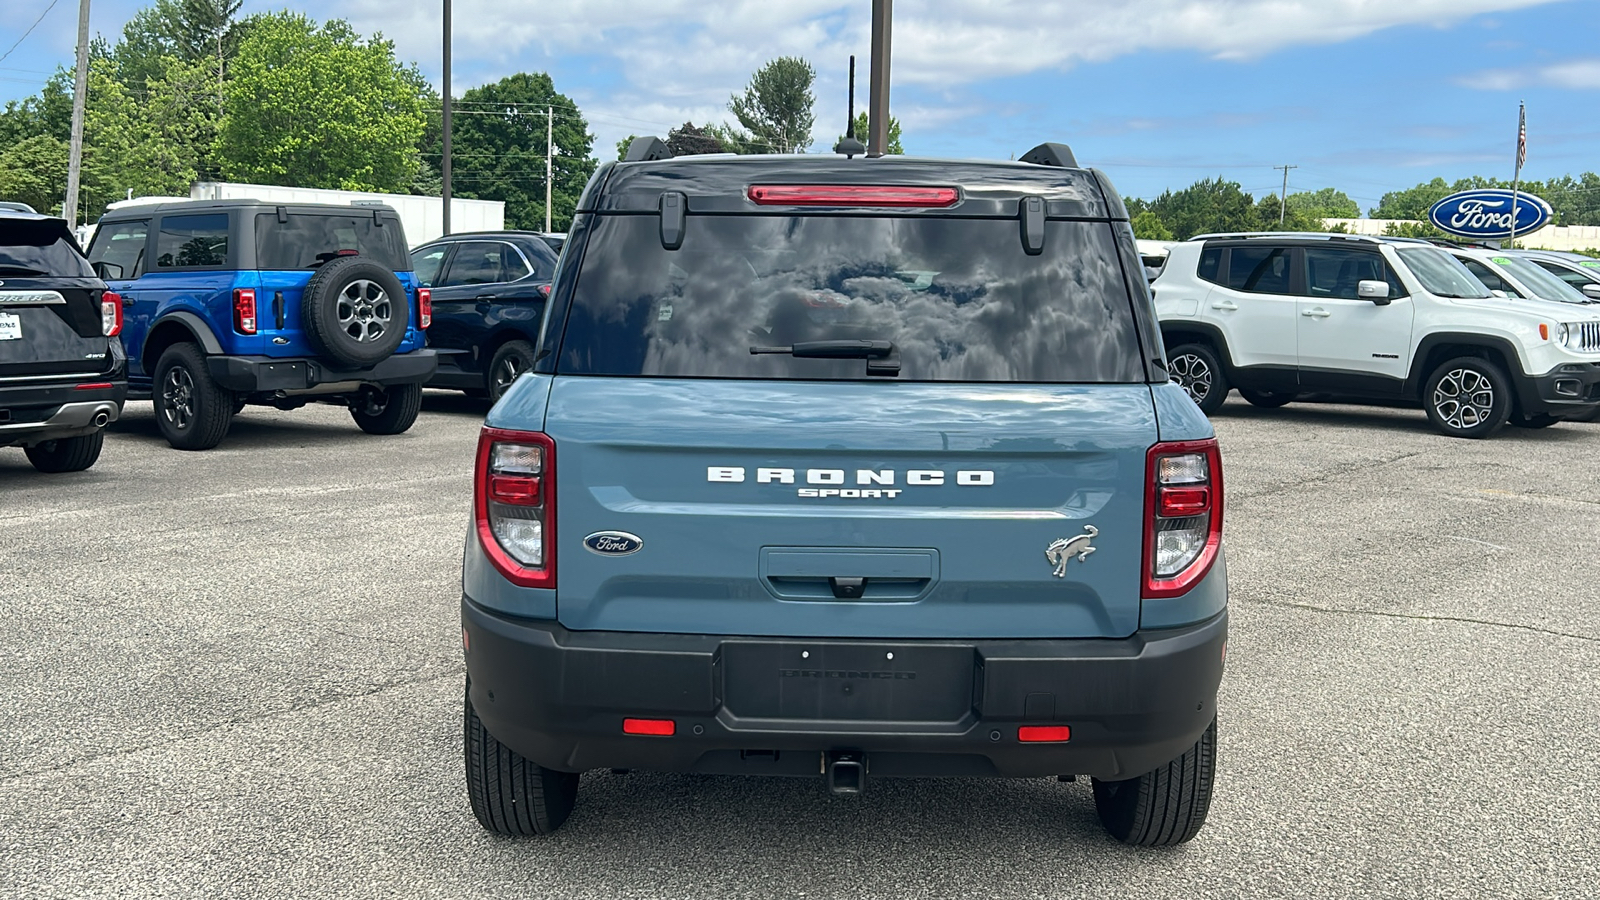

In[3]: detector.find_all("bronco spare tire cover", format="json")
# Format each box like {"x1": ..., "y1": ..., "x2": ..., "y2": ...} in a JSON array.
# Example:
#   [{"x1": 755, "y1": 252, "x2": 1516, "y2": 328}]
[{"x1": 301, "y1": 255, "x2": 410, "y2": 368}]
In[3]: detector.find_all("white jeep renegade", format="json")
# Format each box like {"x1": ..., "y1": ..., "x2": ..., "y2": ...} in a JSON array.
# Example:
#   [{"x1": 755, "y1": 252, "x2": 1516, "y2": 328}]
[{"x1": 1151, "y1": 233, "x2": 1600, "y2": 437}]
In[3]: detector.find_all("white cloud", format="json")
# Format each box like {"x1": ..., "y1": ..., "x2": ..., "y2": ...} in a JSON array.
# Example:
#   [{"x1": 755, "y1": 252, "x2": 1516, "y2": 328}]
[
  {"x1": 1459, "y1": 56, "x2": 1600, "y2": 91},
  {"x1": 322, "y1": 0, "x2": 1563, "y2": 153}
]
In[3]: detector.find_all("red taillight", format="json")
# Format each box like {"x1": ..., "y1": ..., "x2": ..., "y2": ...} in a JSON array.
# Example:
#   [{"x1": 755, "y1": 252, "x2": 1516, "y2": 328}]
[
  {"x1": 622, "y1": 718, "x2": 675, "y2": 736},
  {"x1": 474, "y1": 427, "x2": 555, "y2": 589},
  {"x1": 233, "y1": 288, "x2": 257, "y2": 335},
  {"x1": 101, "y1": 292, "x2": 122, "y2": 337},
  {"x1": 1018, "y1": 725, "x2": 1072, "y2": 743},
  {"x1": 538, "y1": 284, "x2": 551, "y2": 297},
  {"x1": 418, "y1": 287, "x2": 432, "y2": 329},
  {"x1": 1143, "y1": 438, "x2": 1223, "y2": 600},
  {"x1": 747, "y1": 185, "x2": 960, "y2": 208}
]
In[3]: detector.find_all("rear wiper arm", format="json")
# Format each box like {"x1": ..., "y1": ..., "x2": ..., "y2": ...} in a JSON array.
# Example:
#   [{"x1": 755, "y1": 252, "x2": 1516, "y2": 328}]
[
  {"x1": 750, "y1": 339, "x2": 901, "y2": 376},
  {"x1": 0, "y1": 266, "x2": 50, "y2": 276}
]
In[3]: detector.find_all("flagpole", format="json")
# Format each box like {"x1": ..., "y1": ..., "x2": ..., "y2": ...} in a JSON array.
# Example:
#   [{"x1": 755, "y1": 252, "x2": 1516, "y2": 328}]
[{"x1": 1508, "y1": 100, "x2": 1524, "y2": 248}]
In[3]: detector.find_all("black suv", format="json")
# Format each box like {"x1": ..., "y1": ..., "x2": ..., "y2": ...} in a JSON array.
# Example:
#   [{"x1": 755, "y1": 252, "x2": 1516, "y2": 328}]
[
  {"x1": 0, "y1": 212, "x2": 127, "y2": 472},
  {"x1": 410, "y1": 231, "x2": 558, "y2": 401}
]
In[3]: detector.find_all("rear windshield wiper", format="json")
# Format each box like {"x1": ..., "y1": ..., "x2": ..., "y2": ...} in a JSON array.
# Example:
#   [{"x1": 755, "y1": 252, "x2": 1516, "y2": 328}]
[
  {"x1": 750, "y1": 339, "x2": 901, "y2": 376},
  {"x1": 0, "y1": 266, "x2": 50, "y2": 276}
]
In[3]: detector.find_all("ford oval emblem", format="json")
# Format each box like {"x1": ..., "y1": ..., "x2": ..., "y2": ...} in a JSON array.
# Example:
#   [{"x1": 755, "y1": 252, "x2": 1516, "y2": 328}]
[
  {"x1": 1427, "y1": 189, "x2": 1552, "y2": 239},
  {"x1": 583, "y1": 531, "x2": 643, "y2": 556}
]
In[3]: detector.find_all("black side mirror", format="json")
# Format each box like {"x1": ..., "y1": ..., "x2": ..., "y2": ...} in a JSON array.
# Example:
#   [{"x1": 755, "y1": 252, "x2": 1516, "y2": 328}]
[{"x1": 93, "y1": 260, "x2": 124, "y2": 279}]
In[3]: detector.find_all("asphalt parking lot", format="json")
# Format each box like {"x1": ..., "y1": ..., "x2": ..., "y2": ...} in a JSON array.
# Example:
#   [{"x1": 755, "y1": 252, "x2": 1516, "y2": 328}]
[{"x1": 3, "y1": 392, "x2": 1598, "y2": 899}]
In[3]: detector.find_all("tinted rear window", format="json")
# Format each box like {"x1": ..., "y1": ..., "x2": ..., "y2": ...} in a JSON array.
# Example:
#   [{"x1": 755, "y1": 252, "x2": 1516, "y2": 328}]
[
  {"x1": 556, "y1": 215, "x2": 1143, "y2": 383},
  {"x1": 254, "y1": 213, "x2": 409, "y2": 270},
  {"x1": 0, "y1": 219, "x2": 93, "y2": 276}
]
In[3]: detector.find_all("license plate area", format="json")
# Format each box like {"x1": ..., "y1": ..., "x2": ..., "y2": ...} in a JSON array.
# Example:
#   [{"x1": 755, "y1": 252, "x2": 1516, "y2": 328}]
[
  {"x1": 0, "y1": 313, "x2": 20, "y2": 341},
  {"x1": 721, "y1": 641, "x2": 975, "y2": 723}
]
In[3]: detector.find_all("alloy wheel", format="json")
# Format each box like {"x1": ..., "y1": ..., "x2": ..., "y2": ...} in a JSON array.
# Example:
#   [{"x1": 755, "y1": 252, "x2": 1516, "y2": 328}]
[
  {"x1": 493, "y1": 355, "x2": 524, "y2": 397},
  {"x1": 162, "y1": 365, "x2": 195, "y2": 430},
  {"x1": 1432, "y1": 367, "x2": 1496, "y2": 430},
  {"x1": 1170, "y1": 353, "x2": 1213, "y2": 404},
  {"x1": 336, "y1": 279, "x2": 393, "y2": 343}
]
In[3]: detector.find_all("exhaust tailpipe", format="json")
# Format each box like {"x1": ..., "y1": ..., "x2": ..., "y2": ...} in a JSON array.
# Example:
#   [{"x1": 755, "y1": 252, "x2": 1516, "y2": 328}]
[{"x1": 92, "y1": 412, "x2": 110, "y2": 427}]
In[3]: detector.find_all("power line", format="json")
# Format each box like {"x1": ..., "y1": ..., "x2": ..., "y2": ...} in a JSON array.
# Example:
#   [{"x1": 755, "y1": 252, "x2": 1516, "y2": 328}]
[{"x1": 0, "y1": 0, "x2": 62, "y2": 66}]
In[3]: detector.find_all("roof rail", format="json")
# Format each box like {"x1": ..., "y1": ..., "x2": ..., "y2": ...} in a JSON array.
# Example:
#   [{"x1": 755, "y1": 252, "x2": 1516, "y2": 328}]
[
  {"x1": 623, "y1": 136, "x2": 673, "y2": 162},
  {"x1": 1019, "y1": 143, "x2": 1078, "y2": 168},
  {"x1": 1186, "y1": 231, "x2": 1383, "y2": 243}
]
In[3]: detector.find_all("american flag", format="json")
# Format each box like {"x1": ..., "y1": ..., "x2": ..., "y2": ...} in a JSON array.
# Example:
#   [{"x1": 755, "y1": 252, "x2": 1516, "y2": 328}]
[{"x1": 1516, "y1": 102, "x2": 1526, "y2": 172}]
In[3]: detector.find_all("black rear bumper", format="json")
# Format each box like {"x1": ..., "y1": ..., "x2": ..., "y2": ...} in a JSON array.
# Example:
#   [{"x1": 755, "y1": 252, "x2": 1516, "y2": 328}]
[
  {"x1": 1516, "y1": 363, "x2": 1600, "y2": 417},
  {"x1": 206, "y1": 349, "x2": 437, "y2": 393},
  {"x1": 462, "y1": 600, "x2": 1226, "y2": 781},
  {"x1": 0, "y1": 378, "x2": 126, "y2": 447}
]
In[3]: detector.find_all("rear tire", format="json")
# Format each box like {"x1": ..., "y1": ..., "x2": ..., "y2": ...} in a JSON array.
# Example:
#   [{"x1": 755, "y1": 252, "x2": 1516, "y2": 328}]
[
  {"x1": 1422, "y1": 356, "x2": 1511, "y2": 439},
  {"x1": 1238, "y1": 388, "x2": 1294, "y2": 409},
  {"x1": 1167, "y1": 343, "x2": 1229, "y2": 415},
  {"x1": 349, "y1": 383, "x2": 422, "y2": 435},
  {"x1": 1093, "y1": 717, "x2": 1216, "y2": 846},
  {"x1": 465, "y1": 680, "x2": 579, "y2": 835},
  {"x1": 24, "y1": 431, "x2": 104, "y2": 473},
  {"x1": 487, "y1": 340, "x2": 537, "y2": 402},
  {"x1": 153, "y1": 342, "x2": 234, "y2": 451}
]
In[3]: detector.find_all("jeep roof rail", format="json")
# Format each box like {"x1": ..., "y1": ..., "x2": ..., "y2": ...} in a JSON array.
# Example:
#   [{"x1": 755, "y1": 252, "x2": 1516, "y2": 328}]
[
  {"x1": 1186, "y1": 231, "x2": 1384, "y2": 244},
  {"x1": 1018, "y1": 142, "x2": 1078, "y2": 168},
  {"x1": 623, "y1": 136, "x2": 673, "y2": 162}
]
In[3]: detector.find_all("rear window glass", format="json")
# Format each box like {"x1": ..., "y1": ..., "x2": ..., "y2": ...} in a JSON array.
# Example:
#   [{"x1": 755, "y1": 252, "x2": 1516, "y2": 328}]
[
  {"x1": 254, "y1": 213, "x2": 409, "y2": 270},
  {"x1": 1223, "y1": 246, "x2": 1291, "y2": 294},
  {"x1": 0, "y1": 219, "x2": 93, "y2": 277},
  {"x1": 155, "y1": 214, "x2": 229, "y2": 268},
  {"x1": 556, "y1": 215, "x2": 1144, "y2": 383}
]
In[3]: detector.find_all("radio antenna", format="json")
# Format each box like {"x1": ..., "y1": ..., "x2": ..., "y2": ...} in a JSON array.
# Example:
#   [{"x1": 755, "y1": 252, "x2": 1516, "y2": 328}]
[{"x1": 834, "y1": 55, "x2": 866, "y2": 158}]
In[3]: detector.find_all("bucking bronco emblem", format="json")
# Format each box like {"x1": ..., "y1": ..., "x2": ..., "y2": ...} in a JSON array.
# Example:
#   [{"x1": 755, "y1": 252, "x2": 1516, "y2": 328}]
[{"x1": 1045, "y1": 526, "x2": 1099, "y2": 578}]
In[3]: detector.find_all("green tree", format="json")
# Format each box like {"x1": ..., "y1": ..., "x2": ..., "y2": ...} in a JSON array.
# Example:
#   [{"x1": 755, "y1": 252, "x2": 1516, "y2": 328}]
[
  {"x1": 1370, "y1": 177, "x2": 1451, "y2": 219},
  {"x1": 448, "y1": 73, "x2": 595, "y2": 231},
  {"x1": 727, "y1": 57, "x2": 816, "y2": 153},
  {"x1": 114, "y1": 0, "x2": 248, "y2": 91},
  {"x1": 1131, "y1": 210, "x2": 1173, "y2": 241},
  {"x1": 667, "y1": 122, "x2": 725, "y2": 156},
  {"x1": 1251, "y1": 195, "x2": 1323, "y2": 232},
  {"x1": 1382, "y1": 220, "x2": 1446, "y2": 239},
  {"x1": 217, "y1": 13, "x2": 426, "y2": 192},
  {"x1": 844, "y1": 111, "x2": 902, "y2": 154},
  {"x1": 0, "y1": 135, "x2": 70, "y2": 213},
  {"x1": 1145, "y1": 177, "x2": 1258, "y2": 240},
  {"x1": 1287, "y1": 187, "x2": 1359, "y2": 220}
]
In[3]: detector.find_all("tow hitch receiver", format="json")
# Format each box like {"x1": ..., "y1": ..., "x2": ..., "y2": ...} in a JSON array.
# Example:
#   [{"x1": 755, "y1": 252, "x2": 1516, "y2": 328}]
[{"x1": 825, "y1": 751, "x2": 866, "y2": 795}]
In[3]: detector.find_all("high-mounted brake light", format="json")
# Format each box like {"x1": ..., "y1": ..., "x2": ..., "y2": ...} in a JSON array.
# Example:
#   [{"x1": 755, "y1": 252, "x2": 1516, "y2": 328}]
[
  {"x1": 233, "y1": 288, "x2": 257, "y2": 335},
  {"x1": 418, "y1": 287, "x2": 432, "y2": 329},
  {"x1": 1143, "y1": 438, "x2": 1223, "y2": 599},
  {"x1": 747, "y1": 185, "x2": 960, "y2": 208},
  {"x1": 475, "y1": 427, "x2": 555, "y2": 588},
  {"x1": 100, "y1": 291, "x2": 122, "y2": 337}
]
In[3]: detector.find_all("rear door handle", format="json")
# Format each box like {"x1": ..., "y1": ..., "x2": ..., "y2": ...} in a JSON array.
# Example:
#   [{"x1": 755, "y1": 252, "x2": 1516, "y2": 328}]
[
  {"x1": 1302, "y1": 308, "x2": 1331, "y2": 318},
  {"x1": 121, "y1": 296, "x2": 135, "y2": 307},
  {"x1": 1211, "y1": 300, "x2": 1238, "y2": 311}
]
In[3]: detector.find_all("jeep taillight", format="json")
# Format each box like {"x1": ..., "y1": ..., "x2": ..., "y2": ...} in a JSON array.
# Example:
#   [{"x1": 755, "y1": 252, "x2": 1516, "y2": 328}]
[
  {"x1": 101, "y1": 291, "x2": 122, "y2": 337},
  {"x1": 233, "y1": 288, "x2": 257, "y2": 335},
  {"x1": 418, "y1": 287, "x2": 432, "y2": 329},
  {"x1": 1143, "y1": 438, "x2": 1223, "y2": 599},
  {"x1": 475, "y1": 427, "x2": 555, "y2": 588}
]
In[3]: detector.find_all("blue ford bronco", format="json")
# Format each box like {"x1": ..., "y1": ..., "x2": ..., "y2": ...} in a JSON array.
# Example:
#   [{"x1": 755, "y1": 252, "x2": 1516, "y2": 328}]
[
  {"x1": 85, "y1": 200, "x2": 436, "y2": 450},
  {"x1": 461, "y1": 139, "x2": 1228, "y2": 846}
]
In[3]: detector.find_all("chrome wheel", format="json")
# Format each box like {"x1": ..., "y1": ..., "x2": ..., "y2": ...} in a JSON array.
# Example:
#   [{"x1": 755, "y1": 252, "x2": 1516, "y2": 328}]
[
  {"x1": 336, "y1": 279, "x2": 392, "y2": 343},
  {"x1": 492, "y1": 355, "x2": 524, "y2": 397},
  {"x1": 1432, "y1": 367, "x2": 1496, "y2": 430},
  {"x1": 1170, "y1": 353, "x2": 1213, "y2": 404},
  {"x1": 161, "y1": 365, "x2": 195, "y2": 430}
]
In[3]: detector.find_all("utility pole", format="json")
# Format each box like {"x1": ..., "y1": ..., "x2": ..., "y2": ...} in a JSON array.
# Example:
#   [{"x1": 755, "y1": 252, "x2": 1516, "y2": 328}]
[
  {"x1": 1273, "y1": 164, "x2": 1297, "y2": 226},
  {"x1": 545, "y1": 106, "x2": 553, "y2": 233},
  {"x1": 63, "y1": 0, "x2": 91, "y2": 227},
  {"x1": 441, "y1": 0, "x2": 452, "y2": 235},
  {"x1": 868, "y1": 0, "x2": 892, "y2": 158}
]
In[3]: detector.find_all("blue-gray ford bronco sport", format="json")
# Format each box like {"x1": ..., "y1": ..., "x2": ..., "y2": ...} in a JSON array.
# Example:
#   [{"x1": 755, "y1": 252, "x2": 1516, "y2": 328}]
[{"x1": 460, "y1": 139, "x2": 1228, "y2": 846}]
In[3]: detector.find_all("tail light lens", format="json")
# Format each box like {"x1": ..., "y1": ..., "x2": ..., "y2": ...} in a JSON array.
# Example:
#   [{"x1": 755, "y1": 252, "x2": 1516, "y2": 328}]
[
  {"x1": 748, "y1": 185, "x2": 960, "y2": 208},
  {"x1": 1143, "y1": 438, "x2": 1223, "y2": 599},
  {"x1": 101, "y1": 291, "x2": 123, "y2": 336},
  {"x1": 418, "y1": 287, "x2": 432, "y2": 329},
  {"x1": 475, "y1": 427, "x2": 555, "y2": 588},
  {"x1": 233, "y1": 288, "x2": 257, "y2": 335},
  {"x1": 538, "y1": 284, "x2": 551, "y2": 297}
]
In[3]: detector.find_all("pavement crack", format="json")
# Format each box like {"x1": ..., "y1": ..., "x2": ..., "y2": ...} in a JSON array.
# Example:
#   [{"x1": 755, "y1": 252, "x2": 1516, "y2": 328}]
[
  {"x1": 0, "y1": 669, "x2": 460, "y2": 785},
  {"x1": 1242, "y1": 596, "x2": 1599, "y2": 643},
  {"x1": 1230, "y1": 450, "x2": 1427, "y2": 502}
]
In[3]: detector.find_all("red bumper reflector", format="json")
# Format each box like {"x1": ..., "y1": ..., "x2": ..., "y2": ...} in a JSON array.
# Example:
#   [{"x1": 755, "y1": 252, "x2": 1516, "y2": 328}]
[
  {"x1": 622, "y1": 718, "x2": 676, "y2": 736},
  {"x1": 747, "y1": 185, "x2": 960, "y2": 208},
  {"x1": 74, "y1": 382, "x2": 115, "y2": 390},
  {"x1": 1018, "y1": 725, "x2": 1072, "y2": 743}
]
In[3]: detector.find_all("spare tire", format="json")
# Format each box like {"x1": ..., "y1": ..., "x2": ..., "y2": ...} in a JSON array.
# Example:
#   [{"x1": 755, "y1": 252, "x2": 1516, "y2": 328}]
[{"x1": 301, "y1": 256, "x2": 409, "y2": 368}]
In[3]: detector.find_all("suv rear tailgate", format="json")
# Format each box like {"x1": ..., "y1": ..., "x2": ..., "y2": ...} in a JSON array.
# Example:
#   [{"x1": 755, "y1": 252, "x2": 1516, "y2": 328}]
[{"x1": 545, "y1": 377, "x2": 1156, "y2": 640}]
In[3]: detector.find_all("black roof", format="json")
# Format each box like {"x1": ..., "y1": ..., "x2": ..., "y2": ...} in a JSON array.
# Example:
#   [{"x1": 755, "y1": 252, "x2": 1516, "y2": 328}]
[
  {"x1": 583, "y1": 154, "x2": 1125, "y2": 220},
  {"x1": 97, "y1": 198, "x2": 400, "y2": 222}
]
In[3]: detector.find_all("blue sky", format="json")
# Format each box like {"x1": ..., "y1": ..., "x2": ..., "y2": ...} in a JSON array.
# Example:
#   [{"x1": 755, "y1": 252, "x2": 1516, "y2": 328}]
[{"x1": 3, "y1": 0, "x2": 1597, "y2": 212}]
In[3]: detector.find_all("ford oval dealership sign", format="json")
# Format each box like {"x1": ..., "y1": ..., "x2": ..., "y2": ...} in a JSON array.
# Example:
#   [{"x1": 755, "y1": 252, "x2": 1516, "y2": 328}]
[{"x1": 1428, "y1": 189, "x2": 1553, "y2": 238}]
